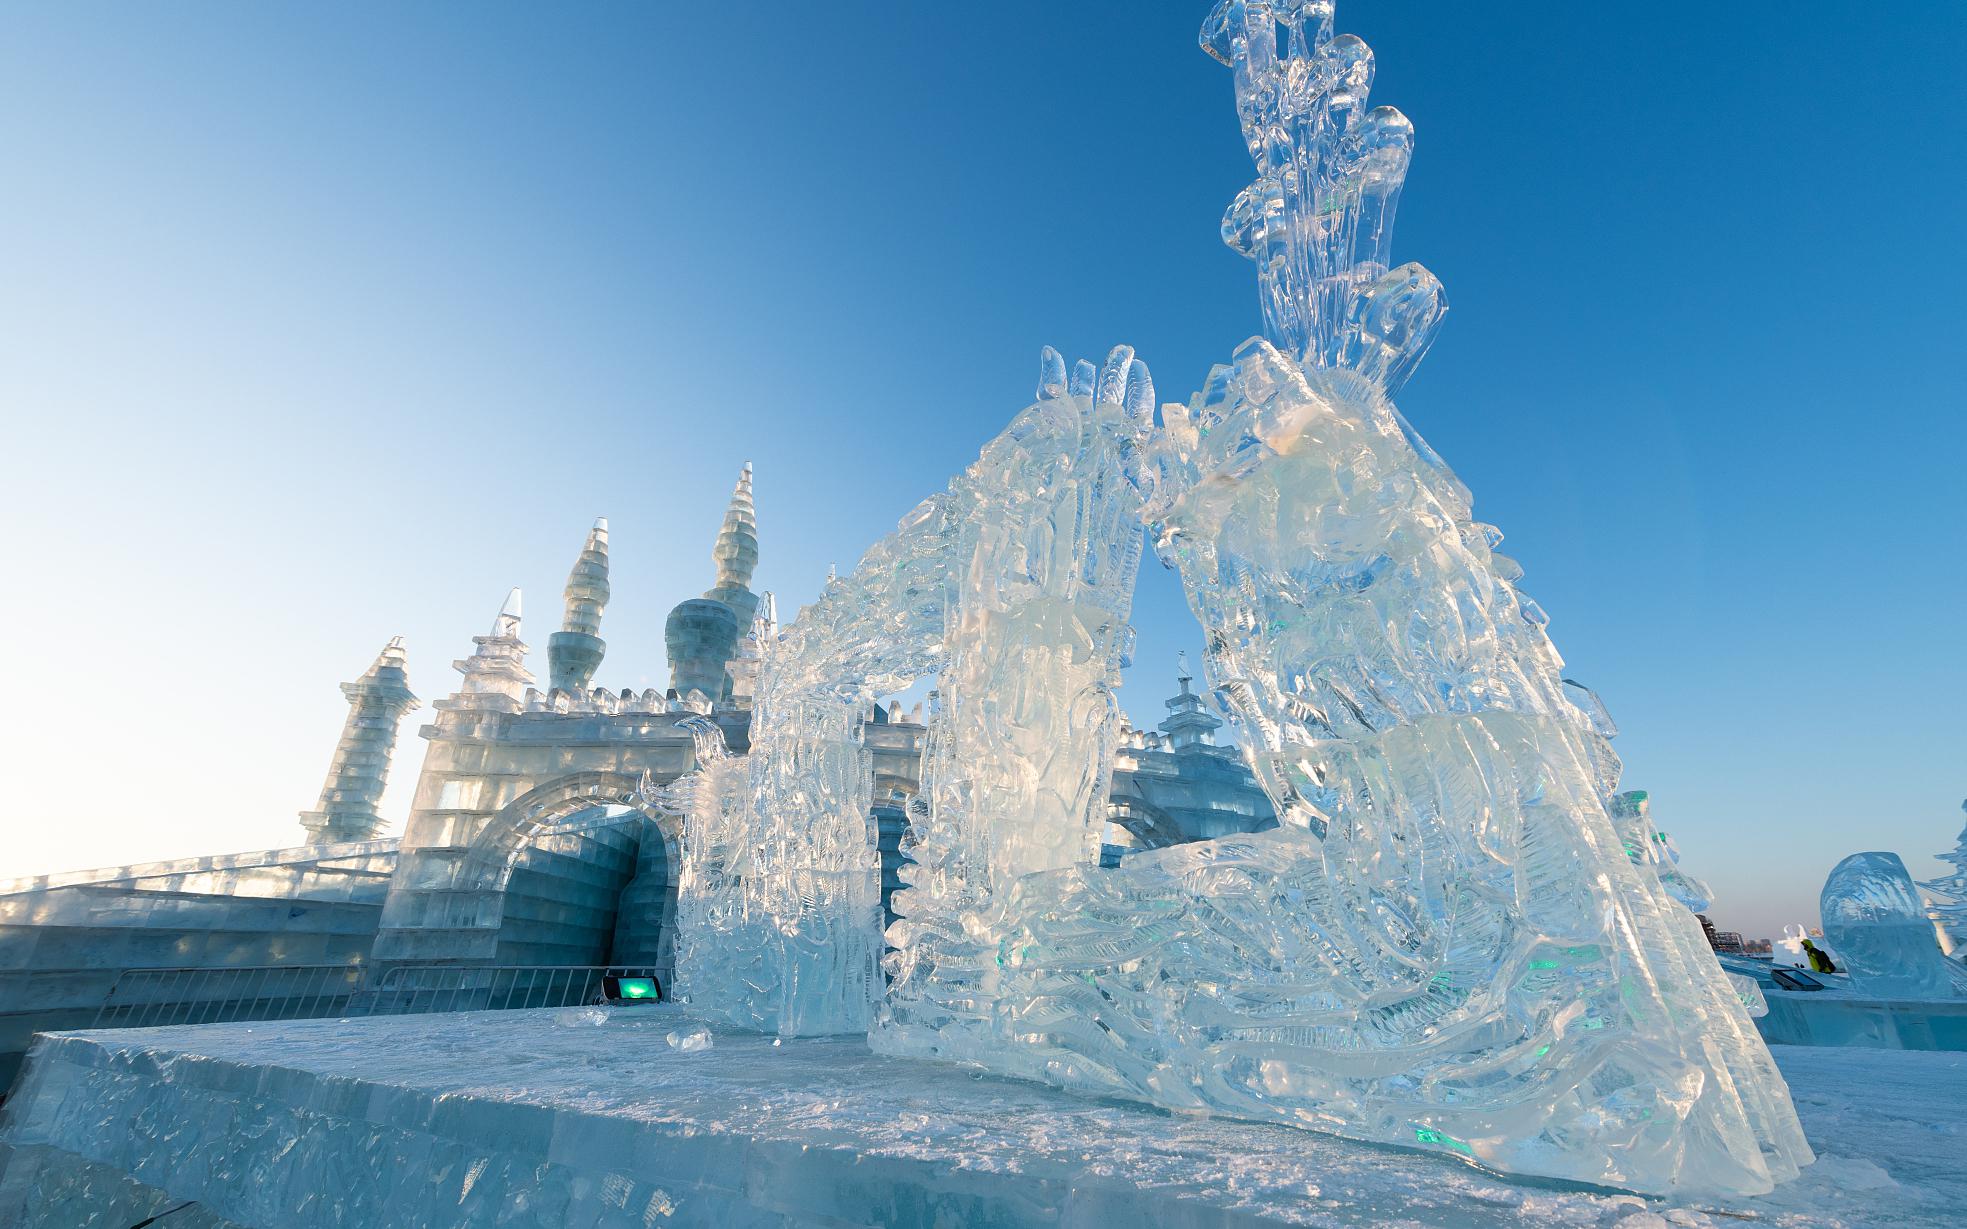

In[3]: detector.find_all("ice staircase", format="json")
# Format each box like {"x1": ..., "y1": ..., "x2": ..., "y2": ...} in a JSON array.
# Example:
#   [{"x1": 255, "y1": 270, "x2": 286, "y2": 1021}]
[{"x1": 0, "y1": 841, "x2": 399, "y2": 1091}]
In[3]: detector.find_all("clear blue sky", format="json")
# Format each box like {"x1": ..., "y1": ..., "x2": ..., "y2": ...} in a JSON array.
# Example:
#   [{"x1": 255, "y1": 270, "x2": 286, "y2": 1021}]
[{"x1": 2, "y1": 3, "x2": 1962, "y2": 940}]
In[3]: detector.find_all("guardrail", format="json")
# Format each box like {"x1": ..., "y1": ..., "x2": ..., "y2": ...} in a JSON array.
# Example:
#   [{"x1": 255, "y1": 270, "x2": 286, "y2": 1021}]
[{"x1": 90, "y1": 964, "x2": 662, "y2": 1030}]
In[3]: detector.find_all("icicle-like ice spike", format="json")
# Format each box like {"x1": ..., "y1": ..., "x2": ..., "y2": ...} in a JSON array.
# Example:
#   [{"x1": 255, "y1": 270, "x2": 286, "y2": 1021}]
[
  {"x1": 1068, "y1": 358, "x2": 1098, "y2": 399},
  {"x1": 1123, "y1": 358, "x2": 1156, "y2": 423},
  {"x1": 1036, "y1": 345, "x2": 1068, "y2": 400},
  {"x1": 1353, "y1": 106, "x2": 1414, "y2": 279},
  {"x1": 1095, "y1": 345, "x2": 1135, "y2": 406},
  {"x1": 1279, "y1": 0, "x2": 1335, "y2": 56}
]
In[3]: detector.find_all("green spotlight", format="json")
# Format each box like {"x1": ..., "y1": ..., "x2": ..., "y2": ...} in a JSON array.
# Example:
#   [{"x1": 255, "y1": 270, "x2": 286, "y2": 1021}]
[{"x1": 603, "y1": 975, "x2": 660, "y2": 1003}]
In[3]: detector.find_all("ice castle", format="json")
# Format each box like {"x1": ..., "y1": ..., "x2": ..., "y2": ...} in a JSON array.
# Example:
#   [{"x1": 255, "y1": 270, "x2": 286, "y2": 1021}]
[
  {"x1": 0, "y1": 464, "x2": 1276, "y2": 1088},
  {"x1": 8, "y1": 3, "x2": 1967, "y2": 1223}
]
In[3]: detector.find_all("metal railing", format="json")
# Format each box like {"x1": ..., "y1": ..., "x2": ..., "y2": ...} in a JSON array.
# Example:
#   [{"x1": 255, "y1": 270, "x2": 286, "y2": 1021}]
[{"x1": 90, "y1": 963, "x2": 662, "y2": 1030}]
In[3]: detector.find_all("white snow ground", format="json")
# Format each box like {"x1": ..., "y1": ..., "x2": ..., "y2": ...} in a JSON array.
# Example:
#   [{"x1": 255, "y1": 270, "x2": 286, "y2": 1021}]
[{"x1": 1, "y1": 1005, "x2": 1961, "y2": 1227}]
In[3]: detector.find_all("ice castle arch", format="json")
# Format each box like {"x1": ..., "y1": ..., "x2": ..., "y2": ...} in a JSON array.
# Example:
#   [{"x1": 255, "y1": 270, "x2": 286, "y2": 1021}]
[
  {"x1": 666, "y1": 0, "x2": 1813, "y2": 1199},
  {"x1": 376, "y1": 770, "x2": 681, "y2": 977}
]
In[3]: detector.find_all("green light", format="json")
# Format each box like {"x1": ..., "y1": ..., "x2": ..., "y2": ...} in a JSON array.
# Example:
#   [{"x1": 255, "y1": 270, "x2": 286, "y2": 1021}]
[
  {"x1": 616, "y1": 977, "x2": 656, "y2": 1000},
  {"x1": 1413, "y1": 1127, "x2": 1474, "y2": 1155}
]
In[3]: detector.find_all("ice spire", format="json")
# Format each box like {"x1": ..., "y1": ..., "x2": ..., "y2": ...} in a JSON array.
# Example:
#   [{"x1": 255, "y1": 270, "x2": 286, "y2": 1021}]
[
  {"x1": 665, "y1": 464, "x2": 761, "y2": 701},
  {"x1": 547, "y1": 517, "x2": 611, "y2": 692},
  {"x1": 705, "y1": 463, "x2": 760, "y2": 629},
  {"x1": 299, "y1": 636, "x2": 419, "y2": 843},
  {"x1": 443, "y1": 587, "x2": 533, "y2": 712}
]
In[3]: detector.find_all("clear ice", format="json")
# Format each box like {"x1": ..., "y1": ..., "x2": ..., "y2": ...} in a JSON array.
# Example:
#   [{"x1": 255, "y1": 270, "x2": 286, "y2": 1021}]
[
  {"x1": 1821, "y1": 851, "x2": 1959, "y2": 999},
  {"x1": 1917, "y1": 799, "x2": 1967, "y2": 957},
  {"x1": 669, "y1": 0, "x2": 1813, "y2": 1198},
  {"x1": 1612, "y1": 789, "x2": 1713, "y2": 914},
  {"x1": 672, "y1": 347, "x2": 1156, "y2": 1037}
]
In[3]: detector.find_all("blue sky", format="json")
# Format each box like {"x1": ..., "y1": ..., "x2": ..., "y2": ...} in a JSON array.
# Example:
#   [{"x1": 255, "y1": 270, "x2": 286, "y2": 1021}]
[{"x1": 2, "y1": 2, "x2": 1962, "y2": 939}]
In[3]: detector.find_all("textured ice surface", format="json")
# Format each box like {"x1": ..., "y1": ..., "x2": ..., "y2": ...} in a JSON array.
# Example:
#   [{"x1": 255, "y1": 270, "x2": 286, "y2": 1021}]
[
  {"x1": 0, "y1": 1012, "x2": 1959, "y2": 1228},
  {"x1": 668, "y1": 487, "x2": 947, "y2": 1034},
  {"x1": 881, "y1": 345, "x2": 1152, "y2": 1045},
  {"x1": 1821, "y1": 852, "x2": 1959, "y2": 1000},
  {"x1": 674, "y1": 348, "x2": 1154, "y2": 1038},
  {"x1": 1612, "y1": 790, "x2": 1713, "y2": 914}
]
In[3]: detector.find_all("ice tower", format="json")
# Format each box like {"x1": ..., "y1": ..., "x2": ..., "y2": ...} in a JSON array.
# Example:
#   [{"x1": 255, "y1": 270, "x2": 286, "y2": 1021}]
[
  {"x1": 298, "y1": 636, "x2": 418, "y2": 843},
  {"x1": 450, "y1": 588, "x2": 533, "y2": 712},
  {"x1": 1159, "y1": 652, "x2": 1221, "y2": 751},
  {"x1": 547, "y1": 518, "x2": 610, "y2": 692},
  {"x1": 665, "y1": 465, "x2": 759, "y2": 701}
]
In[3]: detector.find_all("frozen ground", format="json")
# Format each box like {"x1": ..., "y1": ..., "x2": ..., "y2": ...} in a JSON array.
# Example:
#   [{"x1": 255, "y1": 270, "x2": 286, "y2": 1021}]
[{"x1": 1, "y1": 1005, "x2": 1961, "y2": 1227}]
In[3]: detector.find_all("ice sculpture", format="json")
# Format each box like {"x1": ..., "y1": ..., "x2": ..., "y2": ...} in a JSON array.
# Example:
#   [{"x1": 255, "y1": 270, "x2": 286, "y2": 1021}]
[
  {"x1": 673, "y1": 349, "x2": 1157, "y2": 1036},
  {"x1": 1917, "y1": 799, "x2": 1967, "y2": 956},
  {"x1": 865, "y1": 1, "x2": 1810, "y2": 1197},
  {"x1": 670, "y1": 486, "x2": 952, "y2": 1034},
  {"x1": 1612, "y1": 790, "x2": 1713, "y2": 914},
  {"x1": 882, "y1": 346, "x2": 1153, "y2": 1037},
  {"x1": 1821, "y1": 851, "x2": 1958, "y2": 999}
]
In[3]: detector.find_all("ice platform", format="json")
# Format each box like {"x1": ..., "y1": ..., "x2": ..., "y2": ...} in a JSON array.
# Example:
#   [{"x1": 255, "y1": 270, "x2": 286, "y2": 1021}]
[{"x1": 3, "y1": 1006, "x2": 1964, "y2": 1228}]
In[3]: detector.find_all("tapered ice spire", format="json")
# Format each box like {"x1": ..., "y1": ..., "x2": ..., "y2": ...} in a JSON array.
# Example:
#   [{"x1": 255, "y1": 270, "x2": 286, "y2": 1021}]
[
  {"x1": 493, "y1": 587, "x2": 522, "y2": 635},
  {"x1": 299, "y1": 636, "x2": 419, "y2": 843},
  {"x1": 548, "y1": 518, "x2": 611, "y2": 692},
  {"x1": 444, "y1": 587, "x2": 533, "y2": 712},
  {"x1": 705, "y1": 463, "x2": 760, "y2": 629},
  {"x1": 666, "y1": 464, "x2": 761, "y2": 701}
]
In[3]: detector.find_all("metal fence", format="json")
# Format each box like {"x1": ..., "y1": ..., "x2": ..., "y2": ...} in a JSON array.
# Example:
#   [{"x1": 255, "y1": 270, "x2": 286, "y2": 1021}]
[{"x1": 91, "y1": 964, "x2": 662, "y2": 1030}]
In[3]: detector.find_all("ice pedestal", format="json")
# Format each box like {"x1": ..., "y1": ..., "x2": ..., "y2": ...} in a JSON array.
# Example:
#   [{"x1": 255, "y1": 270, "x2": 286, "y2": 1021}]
[{"x1": 5, "y1": 1010, "x2": 1964, "y2": 1229}]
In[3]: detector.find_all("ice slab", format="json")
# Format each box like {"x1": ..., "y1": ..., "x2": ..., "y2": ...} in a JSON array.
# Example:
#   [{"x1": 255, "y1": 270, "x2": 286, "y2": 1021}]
[{"x1": 3, "y1": 1009, "x2": 1962, "y2": 1228}]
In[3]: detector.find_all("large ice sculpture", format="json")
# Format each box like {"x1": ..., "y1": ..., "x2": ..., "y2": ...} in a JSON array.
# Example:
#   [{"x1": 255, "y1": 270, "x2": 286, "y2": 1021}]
[
  {"x1": 1822, "y1": 851, "x2": 1959, "y2": 999},
  {"x1": 867, "y1": 1, "x2": 1810, "y2": 1197}
]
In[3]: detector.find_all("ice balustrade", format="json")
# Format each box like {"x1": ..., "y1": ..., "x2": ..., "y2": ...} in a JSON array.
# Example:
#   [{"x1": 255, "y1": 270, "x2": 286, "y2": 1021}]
[{"x1": 664, "y1": 0, "x2": 1813, "y2": 1198}]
